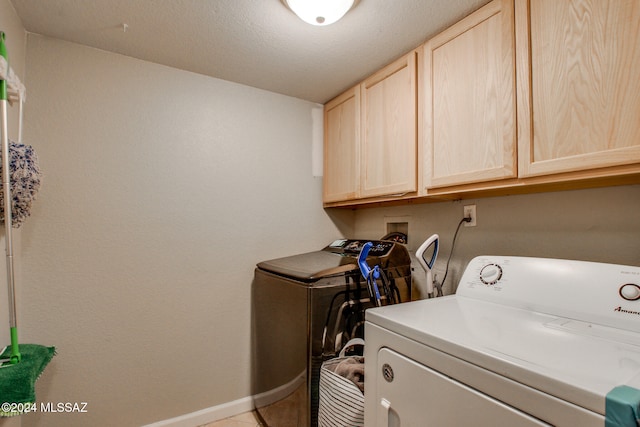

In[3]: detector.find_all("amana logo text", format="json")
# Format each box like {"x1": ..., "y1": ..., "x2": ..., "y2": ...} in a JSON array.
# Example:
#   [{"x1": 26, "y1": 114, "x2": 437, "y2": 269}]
[{"x1": 614, "y1": 306, "x2": 640, "y2": 316}]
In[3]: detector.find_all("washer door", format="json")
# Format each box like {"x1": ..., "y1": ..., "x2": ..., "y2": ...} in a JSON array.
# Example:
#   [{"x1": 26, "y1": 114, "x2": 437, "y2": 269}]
[{"x1": 375, "y1": 348, "x2": 551, "y2": 426}]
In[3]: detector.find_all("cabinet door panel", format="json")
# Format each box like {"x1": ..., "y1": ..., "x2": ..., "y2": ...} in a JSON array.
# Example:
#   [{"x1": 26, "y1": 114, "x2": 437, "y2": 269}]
[
  {"x1": 518, "y1": 0, "x2": 640, "y2": 177},
  {"x1": 323, "y1": 87, "x2": 360, "y2": 203},
  {"x1": 424, "y1": 0, "x2": 516, "y2": 189},
  {"x1": 360, "y1": 52, "x2": 418, "y2": 198}
]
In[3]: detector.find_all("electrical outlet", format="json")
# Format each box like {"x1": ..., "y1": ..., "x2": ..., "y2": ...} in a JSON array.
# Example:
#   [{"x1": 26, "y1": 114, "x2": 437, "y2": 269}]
[{"x1": 463, "y1": 204, "x2": 477, "y2": 227}]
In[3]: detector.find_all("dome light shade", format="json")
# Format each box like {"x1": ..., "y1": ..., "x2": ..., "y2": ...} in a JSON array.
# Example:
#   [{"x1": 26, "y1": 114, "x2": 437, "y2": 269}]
[{"x1": 283, "y1": 0, "x2": 356, "y2": 26}]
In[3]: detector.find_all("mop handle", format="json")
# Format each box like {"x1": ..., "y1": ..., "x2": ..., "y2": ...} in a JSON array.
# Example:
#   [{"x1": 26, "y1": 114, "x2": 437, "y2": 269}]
[
  {"x1": 0, "y1": 31, "x2": 21, "y2": 364},
  {"x1": 0, "y1": 32, "x2": 6, "y2": 101}
]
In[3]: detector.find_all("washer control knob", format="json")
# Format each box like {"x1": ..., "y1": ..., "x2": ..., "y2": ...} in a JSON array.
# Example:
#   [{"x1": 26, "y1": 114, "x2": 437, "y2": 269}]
[
  {"x1": 619, "y1": 284, "x2": 640, "y2": 301},
  {"x1": 480, "y1": 264, "x2": 503, "y2": 285}
]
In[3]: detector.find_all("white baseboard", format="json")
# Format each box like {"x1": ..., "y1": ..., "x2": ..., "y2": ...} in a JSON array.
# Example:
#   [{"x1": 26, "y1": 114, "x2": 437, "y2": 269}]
[
  {"x1": 141, "y1": 396, "x2": 255, "y2": 427},
  {"x1": 253, "y1": 371, "x2": 305, "y2": 409},
  {"x1": 141, "y1": 372, "x2": 305, "y2": 427}
]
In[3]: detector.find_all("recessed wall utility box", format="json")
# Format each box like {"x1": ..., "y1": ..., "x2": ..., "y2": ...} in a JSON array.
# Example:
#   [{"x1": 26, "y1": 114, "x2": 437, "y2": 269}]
[{"x1": 384, "y1": 216, "x2": 410, "y2": 243}]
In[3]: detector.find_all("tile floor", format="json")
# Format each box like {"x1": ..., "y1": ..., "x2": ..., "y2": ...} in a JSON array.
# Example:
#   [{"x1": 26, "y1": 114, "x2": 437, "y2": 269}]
[
  {"x1": 200, "y1": 410, "x2": 263, "y2": 427},
  {"x1": 200, "y1": 380, "x2": 304, "y2": 426}
]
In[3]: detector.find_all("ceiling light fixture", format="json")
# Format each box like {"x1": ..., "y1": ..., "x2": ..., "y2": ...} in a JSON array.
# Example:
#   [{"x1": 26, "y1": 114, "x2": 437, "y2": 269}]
[{"x1": 282, "y1": 0, "x2": 358, "y2": 26}]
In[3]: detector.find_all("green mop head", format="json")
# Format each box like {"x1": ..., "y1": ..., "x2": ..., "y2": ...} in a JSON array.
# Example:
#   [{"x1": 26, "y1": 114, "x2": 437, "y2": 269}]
[{"x1": 0, "y1": 344, "x2": 55, "y2": 417}]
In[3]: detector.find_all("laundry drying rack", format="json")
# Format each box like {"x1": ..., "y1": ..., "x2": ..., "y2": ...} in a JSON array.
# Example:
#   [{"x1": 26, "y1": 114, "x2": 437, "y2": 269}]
[{"x1": 320, "y1": 242, "x2": 403, "y2": 360}]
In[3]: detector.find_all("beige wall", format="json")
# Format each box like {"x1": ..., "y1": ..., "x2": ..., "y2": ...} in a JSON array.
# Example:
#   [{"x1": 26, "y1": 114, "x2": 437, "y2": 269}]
[
  {"x1": 352, "y1": 185, "x2": 640, "y2": 296},
  {"x1": 18, "y1": 34, "x2": 350, "y2": 427}
]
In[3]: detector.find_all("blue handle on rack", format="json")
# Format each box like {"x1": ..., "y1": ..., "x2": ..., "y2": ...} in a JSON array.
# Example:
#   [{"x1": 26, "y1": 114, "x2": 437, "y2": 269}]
[
  {"x1": 358, "y1": 242, "x2": 379, "y2": 280},
  {"x1": 358, "y1": 242, "x2": 382, "y2": 304}
]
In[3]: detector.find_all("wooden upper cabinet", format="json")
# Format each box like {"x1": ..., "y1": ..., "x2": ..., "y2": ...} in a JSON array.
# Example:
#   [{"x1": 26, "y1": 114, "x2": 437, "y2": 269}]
[
  {"x1": 323, "y1": 86, "x2": 360, "y2": 203},
  {"x1": 325, "y1": 0, "x2": 640, "y2": 207},
  {"x1": 423, "y1": 0, "x2": 517, "y2": 189},
  {"x1": 360, "y1": 51, "x2": 418, "y2": 198},
  {"x1": 517, "y1": 0, "x2": 640, "y2": 177}
]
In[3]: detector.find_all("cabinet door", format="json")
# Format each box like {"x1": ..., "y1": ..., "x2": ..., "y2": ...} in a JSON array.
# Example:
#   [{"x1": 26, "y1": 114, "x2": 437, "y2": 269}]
[
  {"x1": 423, "y1": 0, "x2": 517, "y2": 189},
  {"x1": 517, "y1": 0, "x2": 640, "y2": 177},
  {"x1": 360, "y1": 52, "x2": 418, "y2": 198},
  {"x1": 323, "y1": 86, "x2": 360, "y2": 203}
]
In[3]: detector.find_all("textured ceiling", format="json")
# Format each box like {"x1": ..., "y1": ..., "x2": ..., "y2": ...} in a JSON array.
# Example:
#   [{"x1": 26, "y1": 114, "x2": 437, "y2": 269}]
[{"x1": 9, "y1": 0, "x2": 489, "y2": 104}]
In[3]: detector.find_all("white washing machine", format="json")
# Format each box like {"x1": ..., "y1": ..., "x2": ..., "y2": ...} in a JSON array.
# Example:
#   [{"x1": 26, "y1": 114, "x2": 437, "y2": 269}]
[{"x1": 364, "y1": 256, "x2": 640, "y2": 426}]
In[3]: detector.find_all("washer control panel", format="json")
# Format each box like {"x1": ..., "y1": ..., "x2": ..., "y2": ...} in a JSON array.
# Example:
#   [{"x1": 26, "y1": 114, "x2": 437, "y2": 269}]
[
  {"x1": 457, "y1": 256, "x2": 640, "y2": 332},
  {"x1": 327, "y1": 239, "x2": 395, "y2": 257}
]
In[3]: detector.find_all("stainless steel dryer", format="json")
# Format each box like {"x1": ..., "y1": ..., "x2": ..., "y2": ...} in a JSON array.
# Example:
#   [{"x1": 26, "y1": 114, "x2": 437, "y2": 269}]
[{"x1": 251, "y1": 239, "x2": 411, "y2": 427}]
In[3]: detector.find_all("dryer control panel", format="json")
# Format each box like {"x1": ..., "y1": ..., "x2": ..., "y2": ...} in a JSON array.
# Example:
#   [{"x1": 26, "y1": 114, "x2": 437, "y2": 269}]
[{"x1": 458, "y1": 256, "x2": 640, "y2": 333}]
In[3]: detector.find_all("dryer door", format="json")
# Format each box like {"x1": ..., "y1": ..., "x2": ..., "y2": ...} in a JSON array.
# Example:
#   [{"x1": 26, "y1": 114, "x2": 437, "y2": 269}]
[{"x1": 375, "y1": 348, "x2": 550, "y2": 426}]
